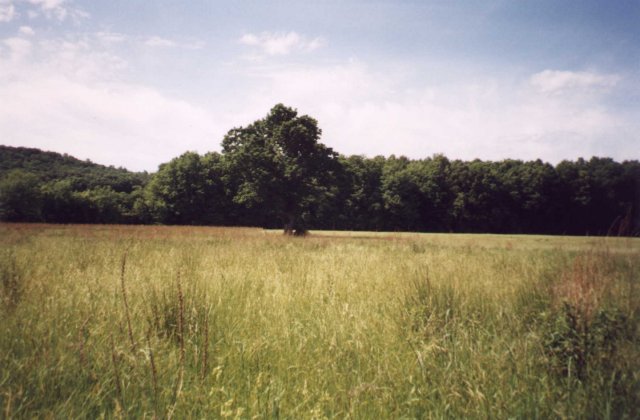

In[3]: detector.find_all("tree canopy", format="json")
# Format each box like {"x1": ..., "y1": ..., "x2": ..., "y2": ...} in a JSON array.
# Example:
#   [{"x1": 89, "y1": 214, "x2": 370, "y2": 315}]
[
  {"x1": 1, "y1": 107, "x2": 638, "y2": 236},
  {"x1": 221, "y1": 104, "x2": 339, "y2": 234}
]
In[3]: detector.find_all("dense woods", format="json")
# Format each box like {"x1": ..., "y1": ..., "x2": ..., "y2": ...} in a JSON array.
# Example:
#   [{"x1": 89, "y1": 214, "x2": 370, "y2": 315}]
[{"x1": 1, "y1": 105, "x2": 639, "y2": 235}]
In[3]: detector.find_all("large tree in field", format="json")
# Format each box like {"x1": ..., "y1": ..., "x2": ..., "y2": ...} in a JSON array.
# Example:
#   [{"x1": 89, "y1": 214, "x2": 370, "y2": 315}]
[{"x1": 221, "y1": 104, "x2": 338, "y2": 235}]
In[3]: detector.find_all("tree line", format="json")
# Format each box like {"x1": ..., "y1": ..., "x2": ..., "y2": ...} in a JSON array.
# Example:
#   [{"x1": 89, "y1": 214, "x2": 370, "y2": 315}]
[{"x1": 1, "y1": 105, "x2": 638, "y2": 235}]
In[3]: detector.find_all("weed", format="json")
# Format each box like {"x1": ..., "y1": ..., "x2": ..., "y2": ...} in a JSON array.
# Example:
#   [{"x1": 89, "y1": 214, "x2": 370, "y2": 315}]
[
  {"x1": 201, "y1": 305, "x2": 210, "y2": 381},
  {"x1": 119, "y1": 252, "x2": 136, "y2": 351},
  {"x1": 543, "y1": 251, "x2": 636, "y2": 382},
  {"x1": 0, "y1": 250, "x2": 23, "y2": 310},
  {"x1": 110, "y1": 334, "x2": 125, "y2": 411},
  {"x1": 404, "y1": 269, "x2": 458, "y2": 338},
  {"x1": 145, "y1": 328, "x2": 159, "y2": 416}
]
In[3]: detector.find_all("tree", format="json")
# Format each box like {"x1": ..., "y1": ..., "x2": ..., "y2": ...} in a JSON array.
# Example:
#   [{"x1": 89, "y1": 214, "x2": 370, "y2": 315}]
[
  {"x1": 144, "y1": 152, "x2": 230, "y2": 225},
  {"x1": 447, "y1": 160, "x2": 506, "y2": 233},
  {"x1": 77, "y1": 186, "x2": 132, "y2": 224},
  {"x1": 0, "y1": 170, "x2": 43, "y2": 222},
  {"x1": 41, "y1": 179, "x2": 86, "y2": 223},
  {"x1": 336, "y1": 155, "x2": 386, "y2": 230},
  {"x1": 381, "y1": 155, "x2": 420, "y2": 231},
  {"x1": 221, "y1": 104, "x2": 339, "y2": 235}
]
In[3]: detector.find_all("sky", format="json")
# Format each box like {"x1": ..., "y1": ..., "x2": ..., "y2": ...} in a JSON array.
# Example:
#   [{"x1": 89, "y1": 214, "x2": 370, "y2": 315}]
[{"x1": 0, "y1": 0, "x2": 638, "y2": 172}]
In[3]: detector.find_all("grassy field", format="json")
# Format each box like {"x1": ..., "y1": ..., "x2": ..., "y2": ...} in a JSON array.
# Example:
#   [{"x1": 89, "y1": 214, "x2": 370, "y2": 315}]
[{"x1": 1, "y1": 223, "x2": 639, "y2": 418}]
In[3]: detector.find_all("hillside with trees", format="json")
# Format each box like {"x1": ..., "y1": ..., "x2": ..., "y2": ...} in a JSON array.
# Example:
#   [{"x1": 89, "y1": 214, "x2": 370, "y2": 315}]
[
  {"x1": 1, "y1": 105, "x2": 638, "y2": 235},
  {"x1": 0, "y1": 145, "x2": 149, "y2": 223}
]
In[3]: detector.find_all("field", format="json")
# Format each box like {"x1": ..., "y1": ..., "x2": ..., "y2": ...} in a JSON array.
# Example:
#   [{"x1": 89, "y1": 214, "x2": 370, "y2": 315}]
[{"x1": 1, "y1": 224, "x2": 639, "y2": 418}]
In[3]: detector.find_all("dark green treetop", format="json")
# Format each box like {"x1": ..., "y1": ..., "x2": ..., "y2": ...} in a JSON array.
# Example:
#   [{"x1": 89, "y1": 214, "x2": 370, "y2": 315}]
[{"x1": 221, "y1": 104, "x2": 339, "y2": 234}]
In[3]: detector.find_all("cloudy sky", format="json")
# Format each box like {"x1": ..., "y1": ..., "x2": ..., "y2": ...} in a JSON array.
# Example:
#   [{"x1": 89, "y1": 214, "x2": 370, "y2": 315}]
[{"x1": 1, "y1": 0, "x2": 638, "y2": 171}]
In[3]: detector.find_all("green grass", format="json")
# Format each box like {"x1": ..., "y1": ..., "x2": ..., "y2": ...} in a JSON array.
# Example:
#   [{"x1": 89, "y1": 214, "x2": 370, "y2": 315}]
[{"x1": 1, "y1": 223, "x2": 639, "y2": 418}]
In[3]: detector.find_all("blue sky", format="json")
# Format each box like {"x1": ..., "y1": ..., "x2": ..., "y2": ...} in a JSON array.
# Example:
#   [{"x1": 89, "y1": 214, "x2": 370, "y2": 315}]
[{"x1": 1, "y1": 0, "x2": 638, "y2": 171}]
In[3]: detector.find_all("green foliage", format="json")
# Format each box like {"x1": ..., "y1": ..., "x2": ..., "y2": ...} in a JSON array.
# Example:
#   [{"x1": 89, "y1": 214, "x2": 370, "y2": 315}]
[
  {"x1": 0, "y1": 169, "x2": 43, "y2": 222},
  {"x1": 334, "y1": 155, "x2": 386, "y2": 230},
  {"x1": 221, "y1": 104, "x2": 339, "y2": 233},
  {"x1": 1, "y1": 146, "x2": 148, "y2": 224},
  {"x1": 144, "y1": 152, "x2": 230, "y2": 225},
  {"x1": 0, "y1": 145, "x2": 149, "y2": 193},
  {"x1": 544, "y1": 303, "x2": 632, "y2": 380}
]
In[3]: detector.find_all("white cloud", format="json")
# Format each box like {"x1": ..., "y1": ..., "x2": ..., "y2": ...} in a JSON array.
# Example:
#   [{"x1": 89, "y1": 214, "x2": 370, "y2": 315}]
[
  {"x1": 0, "y1": 0, "x2": 16, "y2": 22},
  {"x1": 95, "y1": 31, "x2": 126, "y2": 45},
  {"x1": 144, "y1": 36, "x2": 176, "y2": 48},
  {"x1": 34, "y1": 37, "x2": 128, "y2": 81},
  {"x1": 0, "y1": 77, "x2": 221, "y2": 171},
  {"x1": 530, "y1": 70, "x2": 620, "y2": 94},
  {"x1": 0, "y1": 34, "x2": 223, "y2": 171},
  {"x1": 144, "y1": 35, "x2": 204, "y2": 50},
  {"x1": 230, "y1": 62, "x2": 637, "y2": 163},
  {"x1": 19, "y1": 26, "x2": 35, "y2": 36},
  {"x1": 239, "y1": 31, "x2": 324, "y2": 56},
  {"x1": 26, "y1": 0, "x2": 88, "y2": 22},
  {"x1": 3, "y1": 37, "x2": 32, "y2": 61}
]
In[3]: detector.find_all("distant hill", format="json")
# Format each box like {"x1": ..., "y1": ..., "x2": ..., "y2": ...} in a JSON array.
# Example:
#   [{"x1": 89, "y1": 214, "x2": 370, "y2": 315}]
[{"x1": 0, "y1": 145, "x2": 149, "y2": 193}]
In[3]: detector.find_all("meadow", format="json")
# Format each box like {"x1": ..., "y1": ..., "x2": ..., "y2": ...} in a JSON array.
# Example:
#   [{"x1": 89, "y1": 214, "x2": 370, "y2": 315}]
[{"x1": 1, "y1": 223, "x2": 639, "y2": 418}]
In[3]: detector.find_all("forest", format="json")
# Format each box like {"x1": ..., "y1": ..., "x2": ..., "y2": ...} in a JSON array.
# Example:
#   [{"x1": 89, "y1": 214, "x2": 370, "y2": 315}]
[{"x1": 1, "y1": 105, "x2": 639, "y2": 236}]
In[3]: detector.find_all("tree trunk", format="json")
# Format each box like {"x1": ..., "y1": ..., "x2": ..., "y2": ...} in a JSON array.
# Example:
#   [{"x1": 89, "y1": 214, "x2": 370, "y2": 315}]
[
  {"x1": 283, "y1": 213, "x2": 295, "y2": 235},
  {"x1": 283, "y1": 212, "x2": 307, "y2": 236}
]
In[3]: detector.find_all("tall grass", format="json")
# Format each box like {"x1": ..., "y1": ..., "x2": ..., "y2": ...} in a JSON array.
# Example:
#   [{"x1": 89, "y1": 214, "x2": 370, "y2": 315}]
[{"x1": 0, "y1": 223, "x2": 638, "y2": 418}]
